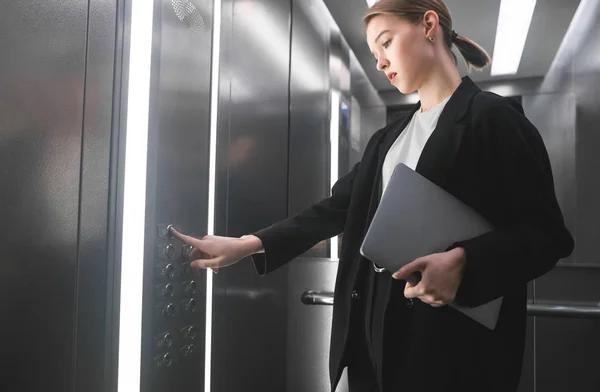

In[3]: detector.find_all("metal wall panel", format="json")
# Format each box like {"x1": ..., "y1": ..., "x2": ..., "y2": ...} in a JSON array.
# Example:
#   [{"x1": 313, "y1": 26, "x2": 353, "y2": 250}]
[
  {"x1": 518, "y1": 2, "x2": 600, "y2": 391},
  {"x1": 74, "y1": 1, "x2": 119, "y2": 391},
  {"x1": 287, "y1": 258, "x2": 348, "y2": 392},
  {"x1": 212, "y1": 0, "x2": 292, "y2": 391},
  {"x1": 288, "y1": 0, "x2": 331, "y2": 258},
  {"x1": 138, "y1": 0, "x2": 213, "y2": 390},
  {"x1": 0, "y1": 1, "x2": 88, "y2": 391}
]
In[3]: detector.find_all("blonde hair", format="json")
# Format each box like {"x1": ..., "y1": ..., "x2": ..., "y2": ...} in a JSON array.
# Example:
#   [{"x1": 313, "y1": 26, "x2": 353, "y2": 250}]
[{"x1": 364, "y1": 0, "x2": 491, "y2": 72}]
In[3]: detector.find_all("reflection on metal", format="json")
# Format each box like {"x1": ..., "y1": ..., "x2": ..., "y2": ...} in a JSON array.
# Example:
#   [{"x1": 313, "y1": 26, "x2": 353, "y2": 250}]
[
  {"x1": 301, "y1": 290, "x2": 335, "y2": 306},
  {"x1": 527, "y1": 303, "x2": 600, "y2": 319},
  {"x1": 214, "y1": 287, "x2": 279, "y2": 301},
  {"x1": 301, "y1": 291, "x2": 600, "y2": 319},
  {"x1": 172, "y1": 0, "x2": 205, "y2": 32}
]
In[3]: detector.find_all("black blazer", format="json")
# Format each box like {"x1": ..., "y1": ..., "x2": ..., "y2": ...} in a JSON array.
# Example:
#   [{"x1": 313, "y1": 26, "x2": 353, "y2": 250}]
[{"x1": 251, "y1": 76, "x2": 574, "y2": 391}]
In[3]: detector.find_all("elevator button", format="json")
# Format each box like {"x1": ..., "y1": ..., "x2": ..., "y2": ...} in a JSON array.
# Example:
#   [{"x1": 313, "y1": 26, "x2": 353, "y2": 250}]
[
  {"x1": 181, "y1": 262, "x2": 193, "y2": 277},
  {"x1": 165, "y1": 244, "x2": 176, "y2": 259},
  {"x1": 182, "y1": 244, "x2": 194, "y2": 258},
  {"x1": 182, "y1": 280, "x2": 197, "y2": 295},
  {"x1": 157, "y1": 332, "x2": 173, "y2": 349},
  {"x1": 157, "y1": 263, "x2": 177, "y2": 280},
  {"x1": 163, "y1": 303, "x2": 176, "y2": 318},
  {"x1": 157, "y1": 282, "x2": 174, "y2": 298},
  {"x1": 157, "y1": 224, "x2": 176, "y2": 240},
  {"x1": 157, "y1": 244, "x2": 178, "y2": 260},
  {"x1": 181, "y1": 344, "x2": 195, "y2": 357},
  {"x1": 182, "y1": 298, "x2": 196, "y2": 313},
  {"x1": 155, "y1": 352, "x2": 173, "y2": 368},
  {"x1": 182, "y1": 325, "x2": 198, "y2": 340}
]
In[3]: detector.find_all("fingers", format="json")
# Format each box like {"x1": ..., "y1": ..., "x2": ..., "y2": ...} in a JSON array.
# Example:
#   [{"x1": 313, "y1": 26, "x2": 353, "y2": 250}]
[
  {"x1": 404, "y1": 281, "x2": 448, "y2": 306},
  {"x1": 190, "y1": 247, "x2": 210, "y2": 260},
  {"x1": 191, "y1": 256, "x2": 225, "y2": 271},
  {"x1": 404, "y1": 280, "x2": 424, "y2": 299},
  {"x1": 169, "y1": 227, "x2": 201, "y2": 246},
  {"x1": 392, "y1": 257, "x2": 428, "y2": 280},
  {"x1": 170, "y1": 227, "x2": 212, "y2": 254}
]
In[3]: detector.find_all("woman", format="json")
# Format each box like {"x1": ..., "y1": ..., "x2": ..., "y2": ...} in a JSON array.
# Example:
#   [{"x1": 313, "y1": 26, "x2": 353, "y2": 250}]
[{"x1": 172, "y1": 0, "x2": 574, "y2": 391}]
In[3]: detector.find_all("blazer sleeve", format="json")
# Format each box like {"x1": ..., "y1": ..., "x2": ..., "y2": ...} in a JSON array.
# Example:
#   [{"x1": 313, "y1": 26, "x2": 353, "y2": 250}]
[
  {"x1": 451, "y1": 98, "x2": 574, "y2": 308},
  {"x1": 249, "y1": 161, "x2": 360, "y2": 276}
]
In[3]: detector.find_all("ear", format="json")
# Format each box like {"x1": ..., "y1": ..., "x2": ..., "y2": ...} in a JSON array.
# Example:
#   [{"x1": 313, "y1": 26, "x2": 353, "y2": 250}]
[{"x1": 422, "y1": 10, "x2": 440, "y2": 40}]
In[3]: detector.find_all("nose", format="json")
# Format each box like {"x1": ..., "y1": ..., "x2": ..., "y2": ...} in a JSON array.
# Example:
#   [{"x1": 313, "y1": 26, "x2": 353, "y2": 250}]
[{"x1": 376, "y1": 56, "x2": 389, "y2": 72}]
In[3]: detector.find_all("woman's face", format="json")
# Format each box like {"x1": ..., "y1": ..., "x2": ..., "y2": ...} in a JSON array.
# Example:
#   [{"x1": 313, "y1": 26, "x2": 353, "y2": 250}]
[{"x1": 366, "y1": 14, "x2": 435, "y2": 94}]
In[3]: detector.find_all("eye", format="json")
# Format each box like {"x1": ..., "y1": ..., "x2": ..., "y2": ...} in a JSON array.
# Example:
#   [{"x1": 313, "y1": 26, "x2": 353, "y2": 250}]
[{"x1": 382, "y1": 39, "x2": 391, "y2": 49}]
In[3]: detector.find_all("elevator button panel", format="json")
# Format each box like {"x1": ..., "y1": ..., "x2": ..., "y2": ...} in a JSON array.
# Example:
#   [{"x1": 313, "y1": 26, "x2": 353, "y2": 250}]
[{"x1": 152, "y1": 224, "x2": 204, "y2": 374}]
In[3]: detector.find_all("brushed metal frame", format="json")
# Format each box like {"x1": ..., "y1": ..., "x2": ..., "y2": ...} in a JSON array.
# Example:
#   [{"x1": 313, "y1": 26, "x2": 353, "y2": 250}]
[
  {"x1": 74, "y1": 1, "x2": 122, "y2": 392},
  {"x1": 300, "y1": 291, "x2": 600, "y2": 319}
]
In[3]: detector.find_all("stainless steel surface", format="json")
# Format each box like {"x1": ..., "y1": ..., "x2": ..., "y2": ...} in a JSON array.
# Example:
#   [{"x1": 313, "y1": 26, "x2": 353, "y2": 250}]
[
  {"x1": 300, "y1": 291, "x2": 600, "y2": 319},
  {"x1": 301, "y1": 290, "x2": 336, "y2": 306},
  {"x1": 288, "y1": 0, "x2": 331, "y2": 258},
  {"x1": 0, "y1": 1, "x2": 88, "y2": 391},
  {"x1": 288, "y1": 259, "x2": 348, "y2": 392},
  {"x1": 75, "y1": 1, "x2": 120, "y2": 391},
  {"x1": 528, "y1": 304, "x2": 600, "y2": 319},
  {"x1": 212, "y1": 0, "x2": 292, "y2": 391},
  {"x1": 134, "y1": 0, "x2": 213, "y2": 390}
]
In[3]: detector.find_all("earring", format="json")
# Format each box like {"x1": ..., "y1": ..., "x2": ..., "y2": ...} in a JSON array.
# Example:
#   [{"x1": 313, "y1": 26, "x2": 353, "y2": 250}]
[{"x1": 428, "y1": 36, "x2": 436, "y2": 43}]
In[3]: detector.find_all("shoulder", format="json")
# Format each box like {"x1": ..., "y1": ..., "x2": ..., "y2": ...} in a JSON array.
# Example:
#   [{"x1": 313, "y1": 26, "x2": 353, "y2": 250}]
[
  {"x1": 468, "y1": 91, "x2": 546, "y2": 158},
  {"x1": 470, "y1": 91, "x2": 526, "y2": 123}
]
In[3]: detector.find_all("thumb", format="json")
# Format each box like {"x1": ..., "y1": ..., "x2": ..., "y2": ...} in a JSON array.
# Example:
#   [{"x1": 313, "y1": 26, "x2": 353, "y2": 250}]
[{"x1": 392, "y1": 258, "x2": 428, "y2": 280}]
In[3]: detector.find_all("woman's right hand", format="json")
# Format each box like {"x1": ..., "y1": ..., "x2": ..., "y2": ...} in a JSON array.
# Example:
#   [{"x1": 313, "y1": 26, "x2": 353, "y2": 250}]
[{"x1": 169, "y1": 227, "x2": 264, "y2": 273}]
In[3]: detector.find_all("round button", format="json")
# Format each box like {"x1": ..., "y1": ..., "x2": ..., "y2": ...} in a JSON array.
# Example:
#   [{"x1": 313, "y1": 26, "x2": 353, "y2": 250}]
[
  {"x1": 163, "y1": 352, "x2": 173, "y2": 368},
  {"x1": 164, "y1": 264, "x2": 176, "y2": 279},
  {"x1": 182, "y1": 245, "x2": 194, "y2": 258},
  {"x1": 184, "y1": 325, "x2": 198, "y2": 340},
  {"x1": 158, "y1": 332, "x2": 173, "y2": 348},
  {"x1": 351, "y1": 290, "x2": 360, "y2": 300},
  {"x1": 186, "y1": 280, "x2": 197, "y2": 295},
  {"x1": 164, "y1": 303, "x2": 176, "y2": 318},
  {"x1": 162, "y1": 283, "x2": 174, "y2": 297},
  {"x1": 184, "y1": 344, "x2": 195, "y2": 357},
  {"x1": 406, "y1": 299, "x2": 414, "y2": 309},
  {"x1": 165, "y1": 244, "x2": 176, "y2": 259},
  {"x1": 165, "y1": 224, "x2": 175, "y2": 239},
  {"x1": 183, "y1": 298, "x2": 196, "y2": 312}
]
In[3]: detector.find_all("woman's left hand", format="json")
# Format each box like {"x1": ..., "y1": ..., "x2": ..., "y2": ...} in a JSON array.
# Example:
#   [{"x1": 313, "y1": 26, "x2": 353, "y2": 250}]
[{"x1": 392, "y1": 247, "x2": 467, "y2": 307}]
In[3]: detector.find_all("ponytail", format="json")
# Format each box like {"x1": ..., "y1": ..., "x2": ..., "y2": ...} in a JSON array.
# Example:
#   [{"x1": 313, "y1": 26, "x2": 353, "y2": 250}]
[{"x1": 451, "y1": 31, "x2": 491, "y2": 72}]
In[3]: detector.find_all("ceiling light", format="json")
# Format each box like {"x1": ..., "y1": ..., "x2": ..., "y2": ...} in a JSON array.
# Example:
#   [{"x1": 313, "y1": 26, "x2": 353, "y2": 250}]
[{"x1": 491, "y1": 0, "x2": 537, "y2": 76}]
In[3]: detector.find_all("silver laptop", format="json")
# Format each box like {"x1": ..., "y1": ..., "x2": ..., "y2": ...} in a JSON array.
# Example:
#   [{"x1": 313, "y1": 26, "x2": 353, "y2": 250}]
[{"x1": 360, "y1": 163, "x2": 503, "y2": 330}]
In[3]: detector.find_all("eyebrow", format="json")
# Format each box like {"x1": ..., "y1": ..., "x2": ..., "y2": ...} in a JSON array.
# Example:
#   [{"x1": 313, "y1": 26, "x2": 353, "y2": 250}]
[
  {"x1": 374, "y1": 29, "x2": 392, "y2": 44},
  {"x1": 371, "y1": 29, "x2": 392, "y2": 57}
]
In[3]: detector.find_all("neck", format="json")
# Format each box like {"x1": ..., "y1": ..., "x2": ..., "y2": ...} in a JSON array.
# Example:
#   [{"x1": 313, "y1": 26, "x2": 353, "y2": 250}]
[{"x1": 417, "y1": 63, "x2": 462, "y2": 112}]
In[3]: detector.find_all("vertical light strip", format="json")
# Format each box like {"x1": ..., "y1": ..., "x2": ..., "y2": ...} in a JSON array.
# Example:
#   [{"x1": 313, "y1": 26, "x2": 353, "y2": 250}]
[
  {"x1": 117, "y1": 1, "x2": 154, "y2": 391},
  {"x1": 329, "y1": 91, "x2": 340, "y2": 260},
  {"x1": 490, "y1": 0, "x2": 537, "y2": 76},
  {"x1": 206, "y1": 0, "x2": 222, "y2": 390}
]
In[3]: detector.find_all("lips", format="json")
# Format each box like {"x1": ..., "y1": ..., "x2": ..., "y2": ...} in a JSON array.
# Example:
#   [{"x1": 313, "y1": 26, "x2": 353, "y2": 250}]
[{"x1": 387, "y1": 72, "x2": 397, "y2": 82}]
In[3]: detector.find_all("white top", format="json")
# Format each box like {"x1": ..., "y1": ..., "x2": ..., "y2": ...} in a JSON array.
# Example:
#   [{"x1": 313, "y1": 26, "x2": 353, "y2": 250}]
[{"x1": 381, "y1": 95, "x2": 452, "y2": 194}]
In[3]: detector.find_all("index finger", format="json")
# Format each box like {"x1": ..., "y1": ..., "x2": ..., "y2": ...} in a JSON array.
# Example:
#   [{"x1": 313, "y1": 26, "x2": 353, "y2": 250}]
[{"x1": 169, "y1": 227, "x2": 202, "y2": 247}]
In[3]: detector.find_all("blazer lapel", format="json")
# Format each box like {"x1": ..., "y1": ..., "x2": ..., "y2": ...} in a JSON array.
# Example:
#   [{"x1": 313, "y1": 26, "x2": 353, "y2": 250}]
[
  {"x1": 374, "y1": 104, "x2": 420, "y2": 199},
  {"x1": 415, "y1": 76, "x2": 481, "y2": 188}
]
